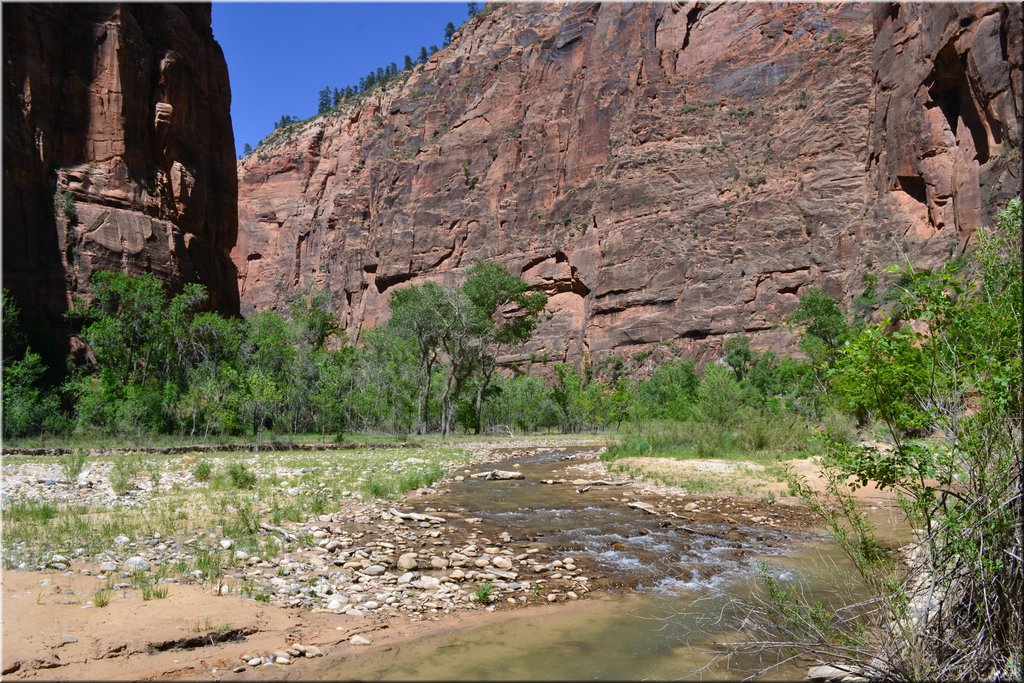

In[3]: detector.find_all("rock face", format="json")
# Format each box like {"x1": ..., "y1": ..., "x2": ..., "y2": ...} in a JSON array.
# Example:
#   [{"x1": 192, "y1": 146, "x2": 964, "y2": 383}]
[
  {"x1": 868, "y1": 3, "x2": 1022, "y2": 261},
  {"x1": 234, "y1": 3, "x2": 1020, "y2": 364},
  {"x1": 3, "y1": 3, "x2": 239, "y2": 357}
]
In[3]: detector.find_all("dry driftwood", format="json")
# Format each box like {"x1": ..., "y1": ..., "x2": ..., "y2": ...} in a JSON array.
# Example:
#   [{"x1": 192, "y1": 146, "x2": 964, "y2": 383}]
[
  {"x1": 627, "y1": 501, "x2": 659, "y2": 515},
  {"x1": 259, "y1": 523, "x2": 297, "y2": 542},
  {"x1": 470, "y1": 470, "x2": 525, "y2": 480},
  {"x1": 388, "y1": 508, "x2": 446, "y2": 523}
]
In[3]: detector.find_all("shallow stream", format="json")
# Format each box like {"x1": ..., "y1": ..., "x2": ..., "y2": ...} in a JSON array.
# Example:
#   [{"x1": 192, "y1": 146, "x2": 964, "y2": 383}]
[{"x1": 310, "y1": 447, "x2": 885, "y2": 680}]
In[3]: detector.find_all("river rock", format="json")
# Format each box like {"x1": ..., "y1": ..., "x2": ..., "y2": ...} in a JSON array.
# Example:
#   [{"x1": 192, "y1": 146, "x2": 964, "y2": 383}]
[
  {"x1": 361, "y1": 564, "x2": 386, "y2": 576},
  {"x1": 412, "y1": 576, "x2": 441, "y2": 590},
  {"x1": 397, "y1": 553, "x2": 418, "y2": 570},
  {"x1": 123, "y1": 556, "x2": 149, "y2": 571},
  {"x1": 349, "y1": 635, "x2": 371, "y2": 646},
  {"x1": 491, "y1": 557, "x2": 513, "y2": 570}
]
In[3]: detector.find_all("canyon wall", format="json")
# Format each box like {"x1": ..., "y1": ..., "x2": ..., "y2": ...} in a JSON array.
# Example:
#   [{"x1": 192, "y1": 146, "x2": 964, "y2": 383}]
[
  {"x1": 3, "y1": 3, "x2": 239, "y2": 358},
  {"x1": 234, "y1": 2, "x2": 1020, "y2": 365}
]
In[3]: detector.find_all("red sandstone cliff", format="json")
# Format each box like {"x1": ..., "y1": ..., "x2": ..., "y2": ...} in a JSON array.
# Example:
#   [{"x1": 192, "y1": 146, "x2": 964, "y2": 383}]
[
  {"x1": 3, "y1": 3, "x2": 239, "y2": 354},
  {"x1": 234, "y1": 3, "x2": 1021, "y2": 364},
  {"x1": 869, "y1": 2, "x2": 1021, "y2": 261}
]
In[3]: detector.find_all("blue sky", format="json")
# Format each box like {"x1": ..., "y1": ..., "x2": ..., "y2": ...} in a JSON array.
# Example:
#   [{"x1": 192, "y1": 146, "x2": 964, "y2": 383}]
[{"x1": 213, "y1": 3, "x2": 472, "y2": 157}]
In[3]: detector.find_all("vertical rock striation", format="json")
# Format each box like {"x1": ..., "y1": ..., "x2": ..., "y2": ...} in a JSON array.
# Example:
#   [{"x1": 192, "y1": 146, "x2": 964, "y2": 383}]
[
  {"x1": 868, "y1": 2, "x2": 1021, "y2": 261},
  {"x1": 3, "y1": 3, "x2": 239, "y2": 358}
]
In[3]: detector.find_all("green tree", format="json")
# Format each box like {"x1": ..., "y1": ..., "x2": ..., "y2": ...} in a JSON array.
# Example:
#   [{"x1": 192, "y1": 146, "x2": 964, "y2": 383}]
[
  {"x1": 467, "y1": 2, "x2": 480, "y2": 17},
  {"x1": 723, "y1": 335, "x2": 755, "y2": 380},
  {"x1": 317, "y1": 86, "x2": 332, "y2": 114},
  {"x1": 462, "y1": 262, "x2": 547, "y2": 434},
  {"x1": 242, "y1": 142, "x2": 253, "y2": 156},
  {"x1": 788, "y1": 289, "x2": 851, "y2": 365},
  {"x1": 633, "y1": 359, "x2": 699, "y2": 421},
  {"x1": 389, "y1": 282, "x2": 448, "y2": 434},
  {"x1": 444, "y1": 21, "x2": 456, "y2": 45}
]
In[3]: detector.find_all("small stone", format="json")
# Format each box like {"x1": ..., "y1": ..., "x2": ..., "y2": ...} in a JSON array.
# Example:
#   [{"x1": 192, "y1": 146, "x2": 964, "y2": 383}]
[
  {"x1": 98, "y1": 562, "x2": 118, "y2": 573},
  {"x1": 362, "y1": 565, "x2": 386, "y2": 576},
  {"x1": 397, "y1": 572, "x2": 416, "y2": 585},
  {"x1": 547, "y1": 593, "x2": 558, "y2": 602},
  {"x1": 683, "y1": 502, "x2": 699, "y2": 512},
  {"x1": 411, "y1": 576, "x2": 441, "y2": 590},
  {"x1": 113, "y1": 535, "x2": 130, "y2": 547},
  {"x1": 397, "y1": 553, "x2": 418, "y2": 570},
  {"x1": 430, "y1": 557, "x2": 449, "y2": 569},
  {"x1": 305, "y1": 645, "x2": 322, "y2": 657},
  {"x1": 220, "y1": 539, "x2": 233, "y2": 549},
  {"x1": 123, "y1": 557, "x2": 149, "y2": 571},
  {"x1": 61, "y1": 634, "x2": 78, "y2": 644},
  {"x1": 247, "y1": 657, "x2": 262, "y2": 667},
  {"x1": 491, "y1": 557, "x2": 513, "y2": 570},
  {"x1": 349, "y1": 635, "x2": 371, "y2": 646},
  {"x1": 326, "y1": 599, "x2": 344, "y2": 610},
  {"x1": 233, "y1": 665, "x2": 246, "y2": 673}
]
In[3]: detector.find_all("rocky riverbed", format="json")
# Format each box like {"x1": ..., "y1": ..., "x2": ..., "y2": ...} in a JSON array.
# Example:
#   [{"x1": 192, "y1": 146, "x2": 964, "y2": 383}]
[{"x1": 2, "y1": 438, "x2": 830, "y2": 679}]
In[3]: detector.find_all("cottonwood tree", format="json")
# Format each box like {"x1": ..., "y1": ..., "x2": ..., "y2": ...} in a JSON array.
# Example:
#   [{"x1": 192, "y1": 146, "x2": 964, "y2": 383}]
[
  {"x1": 462, "y1": 262, "x2": 547, "y2": 434},
  {"x1": 389, "y1": 282, "x2": 448, "y2": 434}
]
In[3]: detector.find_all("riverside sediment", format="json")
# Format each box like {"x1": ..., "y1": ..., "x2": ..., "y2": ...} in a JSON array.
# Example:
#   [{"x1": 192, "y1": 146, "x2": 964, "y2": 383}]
[{"x1": 2, "y1": 440, "x2": 832, "y2": 679}]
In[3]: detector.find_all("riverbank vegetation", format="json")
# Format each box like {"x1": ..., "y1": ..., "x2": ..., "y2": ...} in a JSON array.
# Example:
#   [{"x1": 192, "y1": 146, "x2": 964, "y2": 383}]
[{"x1": 735, "y1": 200, "x2": 1021, "y2": 679}]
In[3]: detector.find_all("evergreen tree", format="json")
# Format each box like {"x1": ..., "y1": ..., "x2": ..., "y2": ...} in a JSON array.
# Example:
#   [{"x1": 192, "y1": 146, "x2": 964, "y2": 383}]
[
  {"x1": 418, "y1": 46, "x2": 429, "y2": 63},
  {"x1": 317, "y1": 86, "x2": 332, "y2": 114},
  {"x1": 242, "y1": 143, "x2": 253, "y2": 156},
  {"x1": 444, "y1": 21, "x2": 456, "y2": 44},
  {"x1": 404, "y1": 54, "x2": 414, "y2": 70},
  {"x1": 467, "y1": 2, "x2": 479, "y2": 17}
]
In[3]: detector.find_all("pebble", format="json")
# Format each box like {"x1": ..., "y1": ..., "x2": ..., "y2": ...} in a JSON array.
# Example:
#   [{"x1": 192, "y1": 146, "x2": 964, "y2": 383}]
[
  {"x1": 349, "y1": 635, "x2": 371, "y2": 646},
  {"x1": 3, "y1": 442, "x2": 622, "y2": 623}
]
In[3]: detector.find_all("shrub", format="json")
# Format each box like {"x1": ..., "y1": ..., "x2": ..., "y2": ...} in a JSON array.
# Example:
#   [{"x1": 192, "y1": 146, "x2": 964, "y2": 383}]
[
  {"x1": 60, "y1": 450, "x2": 89, "y2": 484},
  {"x1": 192, "y1": 460, "x2": 213, "y2": 482},
  {"x1": 225, "y1": 463, "x2": 256, "y2": 489},
  {"x1": 109, "y1": 458, "x2": 139, "y2": 495}
]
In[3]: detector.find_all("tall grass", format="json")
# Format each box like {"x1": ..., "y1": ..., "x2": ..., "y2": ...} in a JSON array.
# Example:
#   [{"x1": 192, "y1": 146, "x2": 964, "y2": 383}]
[{"x1": 604, "y1": 411, "x2": 812, "y2": 464}]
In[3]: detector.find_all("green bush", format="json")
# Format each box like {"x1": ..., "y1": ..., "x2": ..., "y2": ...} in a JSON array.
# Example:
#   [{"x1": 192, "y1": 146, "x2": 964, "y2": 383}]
[
  {"x1": 60, "y1": 450, "x2": 89, "y2": 484},
  {"x1": 192, "y1": 460, "x2": 213, "y2": 482},
  {"x1": 109, "y1": 458, "x2": 139, "y2": 495},
  {"x1": 225, "y1": 463, "x2": 257, "y2": 489}
]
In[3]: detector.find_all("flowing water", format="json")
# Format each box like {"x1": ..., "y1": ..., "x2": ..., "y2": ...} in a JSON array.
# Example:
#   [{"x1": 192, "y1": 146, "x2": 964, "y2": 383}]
[{"x1": 307, "y1": 447, "x2": 889, "y2": 680}]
